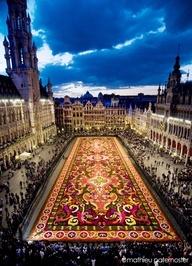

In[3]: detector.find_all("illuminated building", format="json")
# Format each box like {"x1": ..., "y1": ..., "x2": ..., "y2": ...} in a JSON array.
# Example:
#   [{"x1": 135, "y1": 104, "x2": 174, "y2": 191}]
[
  {"x1": 0, "y1": 0, "x2": 56, "y2": 170},
  {"x1": 55, "y1": 94, "x2": 127, "y2": 132}
]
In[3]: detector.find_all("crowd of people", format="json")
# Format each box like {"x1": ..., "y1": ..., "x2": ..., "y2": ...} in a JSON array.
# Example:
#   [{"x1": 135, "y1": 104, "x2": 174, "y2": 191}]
[
  {"x1": 0, "y1": 229, "x2": 191, "y2": 265},
  {"x1": 0, "y1": 134, "x2": 73, "y2": 233},
  {"x1": 119, "y1": 128, "x2": 192, "y2": 242},
  {"x1": 0, "y1": 130, "x2": 192, "y2": 265}
]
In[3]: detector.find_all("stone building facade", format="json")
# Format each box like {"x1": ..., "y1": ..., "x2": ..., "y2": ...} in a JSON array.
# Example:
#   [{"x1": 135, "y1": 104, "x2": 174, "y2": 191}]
[
  {"x1": 0, "y1": 0, "x2": 56, "y2": 170},
  {"x1": 128, "y1": 56, "x2": 192, "y2": 164},
  {"x1": 128, "y1": 103, "x2": 153, "y2": 136},
  {"x1": 149, "y1": 56, "x2": 192, "y2": 164},
  {"x1": 55, "y1": 95, "x2": 127, "y2": 132}
]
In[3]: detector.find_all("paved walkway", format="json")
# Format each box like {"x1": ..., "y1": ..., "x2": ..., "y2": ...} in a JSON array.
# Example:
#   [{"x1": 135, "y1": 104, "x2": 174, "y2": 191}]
[
  {"x1": 1, "y1": 145, "x2": 53, "y2": 191},
  {"x1": 122, "y1": 136, "x2": 192, "y2": 197},
  {"x1": 0, "y1": 136, "x2": 68, "y2": 227},
  {"x1": 143, "y1": 151, "x2": 192, "y2": 197}
]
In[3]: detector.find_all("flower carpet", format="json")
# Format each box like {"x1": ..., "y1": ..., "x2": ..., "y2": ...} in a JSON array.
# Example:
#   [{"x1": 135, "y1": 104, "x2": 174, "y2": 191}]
[{"x1": 29, "y1": 137, "x2": 180, "y2": 241}]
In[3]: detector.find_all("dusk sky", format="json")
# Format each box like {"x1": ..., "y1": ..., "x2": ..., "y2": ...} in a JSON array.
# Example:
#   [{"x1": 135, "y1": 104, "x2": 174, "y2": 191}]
[{"x1": 0, "y1": 0, "x2": 192, "y2": 97}]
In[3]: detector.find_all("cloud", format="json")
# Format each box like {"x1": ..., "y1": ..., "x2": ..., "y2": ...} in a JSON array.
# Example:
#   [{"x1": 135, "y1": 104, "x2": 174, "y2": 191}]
[
  {"x1": 181, "y1": 63, "x2": 192, "y2": 82},
  {"x1": 53, "y1": 81, "x2": 109, "y2": 97},
  {"x1": 53, "y1": 81, "x2": 157, "y2": 98},
  {"x1": 32, "y1": 0, "x2": 192, "y2": 88},
  {"x1": 27, "y1": 0, "x2": 37, "y2": 23},
  {"x1": 113, "y1": 34, "x2": 144, "y2": 49},
  {"x1": 0, "y1": 33, "x2": 6, "y2": 74},
  {"x1": 33, "y1": 1, "x2": 164, "y2": 54},
  {"x1": 78, "y1": 49, "x2": 97, "y2": 56},
  {"x1": 37, "y1": 42, "x2": 73, "y2": 70},
  {"x1": 39, "y1": 25, "x2": 192, "y2": 88},
  {"x1": 0, "y1": 0, "x2": 192, "y2": 92}
]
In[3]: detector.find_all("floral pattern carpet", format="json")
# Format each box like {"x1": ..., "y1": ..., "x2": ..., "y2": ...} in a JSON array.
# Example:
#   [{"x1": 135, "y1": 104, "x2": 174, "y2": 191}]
[{"x1": 29, "y1": 137, "x2": 179, "y2": 241}]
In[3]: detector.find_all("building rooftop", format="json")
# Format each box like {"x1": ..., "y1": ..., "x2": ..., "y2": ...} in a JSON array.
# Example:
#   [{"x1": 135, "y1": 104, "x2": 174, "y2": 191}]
[{"x1": 0, "y1": 75, "x2": 22, "y2": 99}]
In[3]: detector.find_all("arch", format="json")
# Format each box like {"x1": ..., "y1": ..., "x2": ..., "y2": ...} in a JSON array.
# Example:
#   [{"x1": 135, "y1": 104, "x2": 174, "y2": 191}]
[
  {"x1": 13, "y1": 149, "x2": 17, "y2": 157},
  {"x1": 24, "y1": 144, "x2": 27, "y2": 151},
  {"x1": 9, "y1": 152, "x2": 13, "y2": 161},
  {"x1": 172, "y1": 140, "x2": 176, "y2": 149},
  {"x1": 168, "y1": 138, "x2": 171, "y2": 148},
  {"x1": 156, "y1": 132, "x2": 159, "y2": 141},
  {"x1": 4, "y1": 154, "x2": 10, "y2": 169},
  {"x1": 177, "y1": 142, "x2": 181, "y2": 152}
]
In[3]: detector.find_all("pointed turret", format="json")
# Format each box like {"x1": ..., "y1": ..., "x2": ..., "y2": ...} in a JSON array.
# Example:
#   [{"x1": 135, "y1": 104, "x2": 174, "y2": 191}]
[
  {"x1": 27, "y1": 13, "x2": 31, "y2": 23},
  {"x1": 165, "y1": 55, "x2": 182, "y2": 107},
  {"x1": 148, "y1": 102, "x2": 152, "y2": 111},
  {"x1": 6, "y1": 16, "x2": 9, "y2": 25},
  {"x1": 129, "y1": 104, "x2": 132, "y2": 111},
  {"x1": 39, "y1": 78, "x2": 43, "y2": 86},
  {"x1": 3, "y1": 36, "x2": 11, "y2": 73},
  {"x1": 47, "y1": 78, "x2": 53, "y2": 99},
  {"x1": 171, "y1": 55, "x2": 181, "y2": 86},
  {"x1": 33, "y1": 42, "x2": 37, "y2": 51},
  {"x1": 3, "y1": 36, "x2": 8, "y2": 47}
]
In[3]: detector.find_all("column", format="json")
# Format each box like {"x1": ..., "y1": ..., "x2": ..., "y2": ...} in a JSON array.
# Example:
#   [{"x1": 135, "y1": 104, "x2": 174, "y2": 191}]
[
  {"x1": 185, "y1": 146, "x2": 190, "y2": 165},
  {"x1": 161, "y1": 135, "x2": 164, "y2": 146},
  {"x1": 3, "y1": 157, "x2": 7, "y2": 170},
  {"x1": 180, "y1": 144, "x2": 183, "y2": 159},
  {"x1": 175, "y1": 141, "x2": 178, "y2": 155},
  {"x1": 165, "y1": 137, "x2": 168, "y2": 151},
  {"x1": 170, "y1": 139, "x2": 173, "y2": 153}
]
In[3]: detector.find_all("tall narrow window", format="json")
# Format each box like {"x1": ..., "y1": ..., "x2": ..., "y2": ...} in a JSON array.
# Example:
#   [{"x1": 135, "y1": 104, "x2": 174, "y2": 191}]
[
  {"x1": 17, "y1": 17, "x2": 21, "y2": 30},
  {"x1": 18, "y1": 45, "x2": 24, "y2": 65}
]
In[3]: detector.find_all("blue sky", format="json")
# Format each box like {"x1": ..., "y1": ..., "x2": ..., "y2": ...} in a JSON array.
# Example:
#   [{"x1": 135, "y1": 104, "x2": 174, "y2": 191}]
[{"x1": 0, "y1": 0, "x2": 192, "y2": 96}]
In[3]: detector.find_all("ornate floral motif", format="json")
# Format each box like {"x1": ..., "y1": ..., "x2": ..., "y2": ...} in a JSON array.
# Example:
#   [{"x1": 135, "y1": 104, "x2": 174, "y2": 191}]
[{"x1": 30, "y1": 137, "x2": 179, "y2": 241}]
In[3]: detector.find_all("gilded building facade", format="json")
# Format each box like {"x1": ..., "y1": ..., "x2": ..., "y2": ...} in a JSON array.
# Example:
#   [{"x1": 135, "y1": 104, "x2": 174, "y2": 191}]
[
  {"x1": 55, "y1": 95, "x2": 127, "y2": 132},
  {"x1": 129, "y1": 103, "x2": 153, "y2": 136},
  {"x1": 0, "y1": 0, "x2": 56, "y2": 170}
]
